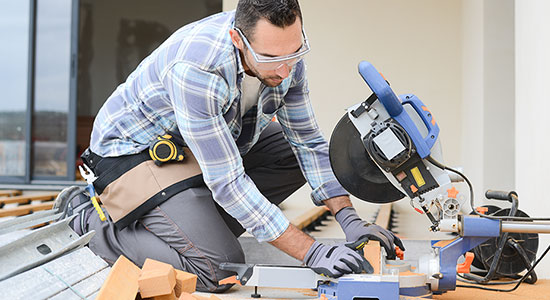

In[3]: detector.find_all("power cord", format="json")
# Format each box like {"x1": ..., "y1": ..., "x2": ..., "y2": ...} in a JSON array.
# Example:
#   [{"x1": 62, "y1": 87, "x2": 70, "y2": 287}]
[
  {"x1": 426, "y1": 155, "x2": 550, "y2": 292},
  {"x1": 426, "y1": 155, "x2": 550, "y2": 221},
  {"x1": 456, "y1": 242, "x2": 550, "y2": 292}
]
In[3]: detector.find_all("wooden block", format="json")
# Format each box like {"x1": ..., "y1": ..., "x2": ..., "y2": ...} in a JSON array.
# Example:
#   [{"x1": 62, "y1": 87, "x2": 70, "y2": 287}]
[
  {"x1": 191, "y1": 295, "x2": 209, "y2": 300},
  {"x1": 96, "y1": 255, "x2": 141, "y2": 300},
  {"x1": 139, "y1": 259, "x2": 177, "y2": 298},
  {"x1": 364, "y1": 240, "x2": 381, "y2": 274},
  {"x1": 152, "y1": 290, "x2": 176, "y2": 300},
  {"x1": 174, "y1": 269, "x2": 198, "y2": 297},
  {"x1": 177, "y1": 292, "x2": 195, "y2": 300}
]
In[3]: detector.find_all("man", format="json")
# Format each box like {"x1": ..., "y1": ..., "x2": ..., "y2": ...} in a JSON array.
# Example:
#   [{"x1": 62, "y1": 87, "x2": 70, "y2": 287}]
[{"x1": 56, "y1": 0, "x2": 404, "y2": 292}]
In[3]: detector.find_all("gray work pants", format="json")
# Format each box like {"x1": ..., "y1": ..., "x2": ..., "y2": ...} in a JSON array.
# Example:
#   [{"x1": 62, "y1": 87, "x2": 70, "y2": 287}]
[{"x1": 85, "y1": 122, "x2": 306, "y2": 292}]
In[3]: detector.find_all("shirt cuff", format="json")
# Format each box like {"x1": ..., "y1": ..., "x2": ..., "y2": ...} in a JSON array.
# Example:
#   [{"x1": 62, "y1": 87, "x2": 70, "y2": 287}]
[
  {"x1": 310, "y1": 180, "x2": 349, "y2": 206},
  {"x1": 248, "y1": 203, "x2": 290, "y2": 242}
]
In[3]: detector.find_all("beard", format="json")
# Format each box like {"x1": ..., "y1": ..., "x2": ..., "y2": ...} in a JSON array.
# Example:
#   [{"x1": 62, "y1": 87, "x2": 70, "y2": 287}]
[
  {"x1": 247, "y1": 67, "x2": 284, "y2": 87},
  {"x1": 243, "y1": 54, "x2": 285, "y2": 87}
]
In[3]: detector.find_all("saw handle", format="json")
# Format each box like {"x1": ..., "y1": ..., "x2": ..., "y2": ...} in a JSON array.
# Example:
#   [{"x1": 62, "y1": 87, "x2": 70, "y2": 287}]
[
  {"x1": 358, "y1": 61, "x2": 403, "y2": 117},
  {"x1": 485, "y1": 190, "x2": 518, "y2": 203}
]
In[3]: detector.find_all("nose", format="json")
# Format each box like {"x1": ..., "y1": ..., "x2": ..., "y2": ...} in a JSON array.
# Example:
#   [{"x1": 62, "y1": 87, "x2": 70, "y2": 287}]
[{"x1": 274, "y1": 63, "x2": 290, "y2": 79}]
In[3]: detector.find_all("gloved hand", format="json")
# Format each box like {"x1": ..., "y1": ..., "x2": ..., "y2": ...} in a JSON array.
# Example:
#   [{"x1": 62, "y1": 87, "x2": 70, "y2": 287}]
[
  {"x1": 304, "y1": 239, "x2": 373, "y2": 278},
  {"x1": 335, "y1": 206, "x2": 405, "y2": 259}
]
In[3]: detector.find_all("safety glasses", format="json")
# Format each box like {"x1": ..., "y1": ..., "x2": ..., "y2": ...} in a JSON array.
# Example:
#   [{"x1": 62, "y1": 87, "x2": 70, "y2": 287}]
[{"x1": 234, "y1": 27, "x2": 310, "y2": 71}]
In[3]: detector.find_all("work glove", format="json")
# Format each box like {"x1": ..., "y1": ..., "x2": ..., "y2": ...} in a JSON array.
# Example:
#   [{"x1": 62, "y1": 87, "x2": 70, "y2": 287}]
[
  {"x1": 304, "y1": 238, "x2": 373, "y2": 278},
  {"x1": 335, "y1": 206, "x2": 405, "y2": 259}
]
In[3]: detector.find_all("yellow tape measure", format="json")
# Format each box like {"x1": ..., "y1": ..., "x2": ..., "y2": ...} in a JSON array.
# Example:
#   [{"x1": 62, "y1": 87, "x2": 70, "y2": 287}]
[{"x1": 149, "y1": 134, "x2": 185, "y2": 166}]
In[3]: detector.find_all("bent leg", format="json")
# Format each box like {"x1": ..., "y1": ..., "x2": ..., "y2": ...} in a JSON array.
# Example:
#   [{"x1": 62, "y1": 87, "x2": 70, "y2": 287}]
[{"x1": 87, "y1": 186, "x2": 244, "y2": 292}]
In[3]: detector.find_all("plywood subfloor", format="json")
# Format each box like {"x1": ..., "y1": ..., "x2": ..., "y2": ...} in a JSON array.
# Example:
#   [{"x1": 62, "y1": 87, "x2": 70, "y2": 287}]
[{"x1": 433, "y1": 279, "x2": 550, "y2": 300}]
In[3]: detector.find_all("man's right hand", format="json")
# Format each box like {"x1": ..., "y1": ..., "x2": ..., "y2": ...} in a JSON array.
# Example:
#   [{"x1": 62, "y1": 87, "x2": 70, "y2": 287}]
[{"x1": 304, "y1": 239, "x2": 372, "y2": 278}]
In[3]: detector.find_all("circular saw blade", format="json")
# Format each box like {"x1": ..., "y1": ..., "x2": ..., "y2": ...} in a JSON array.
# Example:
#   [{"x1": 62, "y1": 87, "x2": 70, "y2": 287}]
[{"x1": 329, "y1": 113, "x2": 405, "y2": 203}]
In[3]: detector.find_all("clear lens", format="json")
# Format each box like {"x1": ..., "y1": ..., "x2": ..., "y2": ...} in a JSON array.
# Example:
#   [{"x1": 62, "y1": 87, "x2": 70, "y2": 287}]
[
  {"x1": 235, "y1": 27, "x2": 310, "y2": 71},
  {"x1": 254, "y1": 57, "x2": 302, "y2": 71}
]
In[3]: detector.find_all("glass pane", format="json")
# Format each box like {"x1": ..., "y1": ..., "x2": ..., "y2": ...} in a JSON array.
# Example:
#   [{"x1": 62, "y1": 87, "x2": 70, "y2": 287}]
[
  {"x1": 32, "y1": 0, "x2": 73, "y2": 177},
  {"x1": 0, "y1": 1, "x2": 31, "y2": 177},
  {"x1": 76, "y1": 0, "x2": 222, "y2": 160}
]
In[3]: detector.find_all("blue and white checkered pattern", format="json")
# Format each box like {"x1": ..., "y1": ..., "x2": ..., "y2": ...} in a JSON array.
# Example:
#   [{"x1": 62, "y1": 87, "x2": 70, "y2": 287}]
[{"x1": 90, "y1": 11, "x2": 348, "y2": 242}]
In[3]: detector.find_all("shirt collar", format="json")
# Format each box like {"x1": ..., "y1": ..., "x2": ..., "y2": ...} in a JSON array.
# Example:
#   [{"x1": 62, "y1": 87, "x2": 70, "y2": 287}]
[{"x1": 231, "y1": 20, "x2": 245, "y2": 77}]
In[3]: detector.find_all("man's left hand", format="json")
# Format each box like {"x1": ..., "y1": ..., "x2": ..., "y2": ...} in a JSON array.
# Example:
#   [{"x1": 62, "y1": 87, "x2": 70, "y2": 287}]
[{"x1": 335, "y1": 206, "x2": 405, "y2": 259}]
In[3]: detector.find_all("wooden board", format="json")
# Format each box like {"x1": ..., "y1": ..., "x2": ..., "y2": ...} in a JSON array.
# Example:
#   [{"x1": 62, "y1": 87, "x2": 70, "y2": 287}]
[
  {"x1": 0, "y1": 190, "x2": 22, "y2": 197},
  {"x1": 0, "y1": 193, "x2": 58, "y2": 206},
  {"x1": 433, "y1": 279, "x2": 550, "y2": 300},
  {"x1": 291, "y1": 207, "x2": 329, "y2": 230},
  {"x1": 363, "y1": 240, "x2": 381, "y2": 274},
  {"x1": 0, "y1": 202, "x2": 54, "y2": 217},
  {"x1": 374, "y1": 204, "x2": 392, "y2": 229}
]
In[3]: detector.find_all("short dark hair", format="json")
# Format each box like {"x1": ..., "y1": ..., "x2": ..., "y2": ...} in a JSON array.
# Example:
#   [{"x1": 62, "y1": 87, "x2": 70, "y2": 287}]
[{"x1": 235, "y1": 0, "x2": 302, "y2": 41}]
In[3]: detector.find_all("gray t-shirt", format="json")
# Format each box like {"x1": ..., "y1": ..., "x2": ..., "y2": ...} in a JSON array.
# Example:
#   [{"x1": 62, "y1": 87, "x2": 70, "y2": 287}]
[{"x1": 240, "y1": 73, "x2": 261, "y2": 116}]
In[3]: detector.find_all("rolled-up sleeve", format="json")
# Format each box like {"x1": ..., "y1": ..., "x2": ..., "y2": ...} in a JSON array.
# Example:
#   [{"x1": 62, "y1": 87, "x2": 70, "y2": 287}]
[
  {"x1": 277, "y1": 62, "x2": 349, "y2": 206},
  {"x1": 162, "y1": 62, "x2": 289, "y2": 242}
]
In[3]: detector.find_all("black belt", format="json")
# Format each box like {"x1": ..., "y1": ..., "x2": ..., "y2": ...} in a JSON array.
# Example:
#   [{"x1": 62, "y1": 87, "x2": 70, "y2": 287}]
[{"x1": 81, "y1": 148, "x2": 154, "y2": 194}]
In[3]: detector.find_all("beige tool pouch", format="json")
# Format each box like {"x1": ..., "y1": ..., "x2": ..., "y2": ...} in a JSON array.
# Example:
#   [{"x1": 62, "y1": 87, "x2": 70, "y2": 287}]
[{"x1": 96, "y1": 148, "x2": 203, "y2": 229}]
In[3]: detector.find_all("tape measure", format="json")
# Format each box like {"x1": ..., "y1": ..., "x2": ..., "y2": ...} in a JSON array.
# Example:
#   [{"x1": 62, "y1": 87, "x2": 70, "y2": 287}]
[{"x1": 149, "y1": 134, "x2": 185, "y2": 166}]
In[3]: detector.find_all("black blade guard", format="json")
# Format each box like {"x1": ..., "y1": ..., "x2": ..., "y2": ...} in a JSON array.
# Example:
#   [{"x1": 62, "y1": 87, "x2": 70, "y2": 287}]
[{"x1": 329, "y1": 113, "x2": 404, "y2": 203}]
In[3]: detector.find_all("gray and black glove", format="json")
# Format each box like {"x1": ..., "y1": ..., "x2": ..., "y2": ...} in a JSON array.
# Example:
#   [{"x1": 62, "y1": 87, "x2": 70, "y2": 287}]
[
  {"x1": 335, "y1": 206, "x2": 405, "y2": 259},
  {"x1": 304, "y1": 239, "x2": 373, "y2": 278}
]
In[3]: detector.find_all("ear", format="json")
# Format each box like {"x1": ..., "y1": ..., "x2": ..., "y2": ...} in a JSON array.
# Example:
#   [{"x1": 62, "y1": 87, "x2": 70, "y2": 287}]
[{"x1": 229, "y1": 29, "x2": 243, "y2": 49}]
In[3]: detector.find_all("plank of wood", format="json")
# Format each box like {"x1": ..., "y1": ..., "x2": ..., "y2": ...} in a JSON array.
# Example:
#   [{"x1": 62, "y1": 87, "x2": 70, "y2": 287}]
[
  {"x1": 0, "y1": 193, "x2": 58, "y2": 206},
  {"x1": 291, "y1": 206, "x2": 330, "y2": 230},
  {"x1": 96, "y1": 255, "x2": 141, "y2": 300},
  {"x1": 374, "y1": 204, "x2": 392, "y2": 229},
  {"x1": 0, "y1": 202, "x2": 54, "y2": 217},
  {"x1": 0, "y1": 190, "x2": 22, "y2": 197},
  {"x1": 363, "y1": 240, "x2": 381, "y2": 274}
]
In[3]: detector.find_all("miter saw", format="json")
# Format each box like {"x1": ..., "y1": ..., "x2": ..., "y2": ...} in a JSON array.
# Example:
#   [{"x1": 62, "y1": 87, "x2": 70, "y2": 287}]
[
  {"x1": 324, "y1": 61, "x2": 550, "y2": 299},
  {"x1": 330, "y1": 60, "x2": 461, "y2": 232},
  {"x1": 220, "y1": 61, "x2": 550, "y2": 300}
]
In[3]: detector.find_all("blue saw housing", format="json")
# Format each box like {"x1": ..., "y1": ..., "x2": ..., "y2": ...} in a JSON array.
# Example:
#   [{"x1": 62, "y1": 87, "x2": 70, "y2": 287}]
[{"x1": 358, "y1": 61, "x2": 440, "y2": 159}]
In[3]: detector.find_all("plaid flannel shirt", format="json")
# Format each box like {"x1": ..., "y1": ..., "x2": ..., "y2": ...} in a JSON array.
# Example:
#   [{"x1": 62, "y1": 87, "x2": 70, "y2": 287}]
[{"x1": 90, "y1": 11, "x2": 348, "y2": 242}]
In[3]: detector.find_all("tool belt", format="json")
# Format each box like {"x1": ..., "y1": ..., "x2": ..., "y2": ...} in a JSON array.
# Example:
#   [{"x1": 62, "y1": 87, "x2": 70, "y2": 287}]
[{"x1": 81, "y1": 145, "x2": 204, "y2": 230}]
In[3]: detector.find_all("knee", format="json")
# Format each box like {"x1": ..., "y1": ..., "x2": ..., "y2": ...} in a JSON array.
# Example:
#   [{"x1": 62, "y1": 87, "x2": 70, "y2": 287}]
[{"x1": 195, "y1": 246, "x2": 245, "y2": 293}]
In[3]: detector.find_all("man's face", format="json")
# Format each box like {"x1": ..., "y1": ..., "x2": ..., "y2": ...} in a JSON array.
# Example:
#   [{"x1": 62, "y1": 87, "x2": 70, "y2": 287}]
[{"x1": 231, "y1": 18, "x2": 304, "y2": 87}]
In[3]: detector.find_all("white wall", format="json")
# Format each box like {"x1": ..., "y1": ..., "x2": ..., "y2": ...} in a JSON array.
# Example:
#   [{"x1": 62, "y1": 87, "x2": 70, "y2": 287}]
[
  {"x1": 462, "y1": 0, "x2": 516, "y2": 204},
  {"x1": 515, "y1": 0, "x2": 550, "y2": 279},
  {"x1": 224, "y1": 0, "x2": 463, "y2": 166}
]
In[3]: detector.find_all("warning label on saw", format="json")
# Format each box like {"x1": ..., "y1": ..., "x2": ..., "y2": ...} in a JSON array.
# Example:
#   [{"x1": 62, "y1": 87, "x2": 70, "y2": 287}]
[{"x1": 410, "y1": 167, "x2": 426, "y2": 187}]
